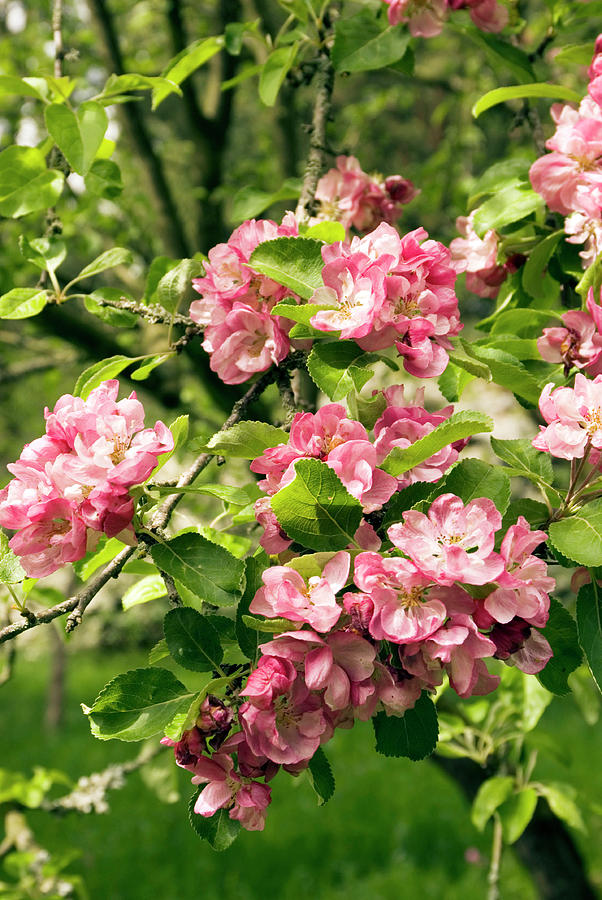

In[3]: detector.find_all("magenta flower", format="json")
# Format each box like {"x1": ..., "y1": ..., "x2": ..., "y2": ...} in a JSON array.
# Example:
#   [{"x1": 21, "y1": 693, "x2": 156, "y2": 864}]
[
  {"x1": 250, "y1": 552, "x2": 349, "y2": 632},
  {"x1": 202, "y1": 304, "x2": 290, "y2": 385},
  {"x1": 532, "y1": 373, "x2": 602, "y2": 460},
  {"x1": 310, "y1": 254, "x2": 389, "y2": 339},
  {"x1": 388, "y1": 493, "x2": 504, "y2": 586},
  {"x1": 537, "y1": 288, "x2": 602, "y2": 375},
  {"x1": 384, "y1": 0, "x2": 448, "y2": 36},
  {"x1": 7, "y1": 498, "x2": 89, "y2": 578},
  {"x1": 448, "y1": 0, "x2": 508, "y2": 32}
]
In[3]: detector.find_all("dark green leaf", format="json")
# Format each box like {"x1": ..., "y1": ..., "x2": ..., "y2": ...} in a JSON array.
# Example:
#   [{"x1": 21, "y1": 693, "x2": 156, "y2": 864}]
[
  {"x1": 537, "y1": 598, "x2": 582, "y2": 695},
  {"x1": 460, "y1": 342, "x2": 542, "y2": 404},
  {"x1": 451, "y1": 23, "x2": 535, "y2": 82},
  {"x1": 249, "y1": 237, "x2": 324, "y2": 300},
  {"x1": 307, "y1": 341, "x2": 380, "y2": 400},
  {"x1": 576, "y1": 582, "x2": 602, "y2": 693},
  {"x1": 164, "y1": 607, "x2": 223, "y2": 673},
  {"x1": 439, "y1": 458, "x2": 511, "y2": 514},
  {"x1": 150, "y1": 533, "x2": 244, "y2": 606},
  {"x1": 83, "y1": 667, "x2": 193, "y2": 741},
  {"x1": 85, "y1": 159, "x2": 123, "y2": 198},
  {"x1": 522, "y1": 232, "x2": 563, "y2": 299},
  {"x1": 188, "y1": 790, "x2": 240, "y2": 850},
  {"x1": 382, "y1": 482, "x2": 437, "y2": 531},
  {"x1": 500, "y1": 499, "x2": 549, "y2": 536},
  {"x1": 236, "y1": 554, "x2": 268, "y2": 660},
  {"x1": 271, "y1": 458, "x2": 363, "y2": 551},
  {"x1": 490, "y1": 437, "x2": 554, "y2": 486},
  {"x1": 332, "y1": 10, "x2": 410, "y2": 73},
  {"x1": 308, "y1": 747, "x2": 335, "y2": 805},
  {"x1": 373, "y1": 693, "x2": 438, "y2": 760},
  {"x1": 549, "y1": 499, "x2": 602, "y2": 567}
]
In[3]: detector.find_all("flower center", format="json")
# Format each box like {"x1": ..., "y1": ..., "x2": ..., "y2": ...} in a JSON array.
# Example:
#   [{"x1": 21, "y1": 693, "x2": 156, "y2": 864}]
[
  {"x1": 584, "y1": 408, "x2": 602, "y2": 436},
  {"x1": 110, "y1": 437, "x2": 131, "y2": 465},
  {"x1": 398, "y1": 586, "x2": 425, "y2": 609}
]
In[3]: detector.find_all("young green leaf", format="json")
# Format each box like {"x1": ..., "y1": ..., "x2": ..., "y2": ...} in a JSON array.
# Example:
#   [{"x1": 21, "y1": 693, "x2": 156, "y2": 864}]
[
  {"x1": 307, "y1": 341, "x2": 380, "y2": 401},
  {"x1": 0, "y1": 146, "x2": 64, "y2": 217},
  {"x1": 380, "y1": 411, "x2": 493, "y2": 478},
  {"x1": 460, "y1": 343, "x2": 542, "y2": 405},
  {"x1": 473, "y1": 83, "x2": 581, "y2": 118},
  {"x1": 150, "y1": 533, "x2": 244, "y2": 606},
  {"x1": 271, "y1": 458, "x2": 363, "y2": 551},
  {"x1": 308, "y1": 747, "x2": 335, "y2": 805},
  {"x1": 231, "y1": 177, "x2": 301, "y2": 221},
  {"x1": 67, "y1": 248, "x2": 133, "y2": 286},
  {"x1": 259, "y1": 44, "x2": 297, "y2": 106},
  {"x1": 0, "y1": 288, "x2": 49, "y2": 319},
  {"x1": 195, "y1": 421, "x2": 288, "y2": 459},
  {"x1": 164, "y1": 607, "x2": 224, "y2": 673},
  {"x1": 85, "y1": 159, "x2": 123, "y2": 198},
  {"x1": 471, "y1": 776, "x2": 514, "y2": 831},
  {"x1": 73, "y1": 355, "x2": 142, "y2": 399},
  {"x1": 537, "y1": 782, "x2": 586, "y2": 832},
  {"x1": 156, "y1": 259, "x2": 204, "y2": 314},
  {"x1": 44, "y1": 101, "x2": 108, "y2": 174},
  {"x1": 19, "y1": 236, "x2": 66, "y2": 273},
  {"x1": 83, "y1": 667, "x2": 193, "y2": 741},
  {"x1": 576, "y1": 582, "x2": 602, "y2": 693},
  {"x1": 122, "y1": 574, "x2": 167, "y2": 611},
  {"x1": 537, "y1": 597, "x2": 582, "y2": 695},
  {"x1": 83, "y1": 289, "x2": 137, "y2": 328},
  {"x1": 73, "y1": 536, "x2": 126, "y2": 581},
  {"x1": 498, "y1": 787, "x2": 538, "y2": 843},
  {"x1": 373, "y1": 693, "x2": 438, "y2": 760},
  {"x1": 0, "y1": 531, "x2": 26, "y2": 584},
  {"x1": 249, "y1": 237, "x2": 324, "y2": 300},
  {"x1": 332, "y1": 10, "x2": 409, "y2": 73},
  {"x1": 549, "y1": 499, "x2": 602, "y2": 567},
  {"x1": 472, "y1": 182, "x2": 542, "y2": 238},
  {"x1": 522, "y1": 231, "x2": 563, "y2": 299}
]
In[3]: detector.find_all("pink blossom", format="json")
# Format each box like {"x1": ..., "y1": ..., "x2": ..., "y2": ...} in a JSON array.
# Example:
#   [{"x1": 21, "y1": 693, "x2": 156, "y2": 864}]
[
  {"x1": 403, "y1": 614, "x2": 499, "y2": 697},
  {"x1": 239, "y1": 671, "x2": 332, "y2": 765},
  {"x1": 450, "y1": 0, "x2": 508, "y2": 32},
  {"x1": 529, "y1": 114, "x2": 602, "y2": 216},
  {"x1": 191, "y1": 752, "x2": 271, "y2": 831},
  {"x1": 250, "y1": 552, "x2": 349, "y2": 632},
  {"x1": 450, "y1": 212, "x2": 507, "y2": 298},
  {"x1": 537, "y1": 300, "x2": 602, "y2": 376},
  {"x1": 202, "y1": 304, "x2": 290, "y2": 385},
  {"x1": 489, "y1": 618, "x2": 553, "y2": 674},
  {"x1": 532, "y1": 373, "x2": 602, "y2": 459},
  {"x1": 373, "y1": 386, "x2": 466, "y2": 486},
  {"x1": 7, "y1": 498, "x2": 89, "y2": 578},
  {"x1": 385, "y1": 0, "x2": 448, "y2": 37},
  {"x1": 388, "y1": 493, "x2": 504, "y2": 586},
  {"x1": 565, "y1": 212, "x2": 602, "y2": 268},
  {"x1": 310, "y1": 254, "x2": 389, "y2": 339},
  {"x1": 254, "y1": 497, "x2": 292, "y2": 554}
]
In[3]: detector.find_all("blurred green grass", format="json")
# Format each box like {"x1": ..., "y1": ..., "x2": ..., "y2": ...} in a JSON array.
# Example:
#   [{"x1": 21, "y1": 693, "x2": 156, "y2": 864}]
[{"x1": 0, "y1": 648, "x2": 599, "y2": 900}]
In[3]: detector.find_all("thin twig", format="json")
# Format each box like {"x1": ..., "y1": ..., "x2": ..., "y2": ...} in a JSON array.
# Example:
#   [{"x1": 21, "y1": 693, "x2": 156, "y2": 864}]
[
  {"x1": 487, "y1": 814, "x2": 504, "y2": 900},
  {"x1": 86, "y1": 294, "x2": 197, "y2": 328},
  {"x1": 295, "y1": 48, "x2": 335, "y2": 223},
  {"x1": 52, "y1": 0, "x2": 63, "y2": 78}
]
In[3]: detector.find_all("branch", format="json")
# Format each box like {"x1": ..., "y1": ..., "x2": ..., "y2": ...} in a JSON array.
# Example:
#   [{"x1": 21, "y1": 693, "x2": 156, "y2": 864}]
[
  {"x1": 87, "y1": 0, "x2": 192, "y2": 258},
  {"x1": 52, "y1": 0, "x2": 64, "y2": 78},
  {"x1": 295, "y1": 49, "x2": 335, "y2": 223},
  {"x1": 0, "y1": 353, "x2": 307, "y2": 645},
  {"x1": 88, "y1": 294, "x2": 197, "y2": 328}
]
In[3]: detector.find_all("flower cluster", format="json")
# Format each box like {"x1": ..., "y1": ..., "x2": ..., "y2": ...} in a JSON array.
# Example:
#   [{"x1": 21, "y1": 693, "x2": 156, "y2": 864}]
[
  {"x1": 170, "y1": 493, "x2": 553, "y2": 833},
  {"x1": 449, "y1": 211, "x2": 523, "y2": 299},
  {"x1": 309, "y1": 222, "x2": 462, "y2": 377},
  {"x1": 0, "y1": 381, "x2": 172, "y2": 577},
  {"x1": 312, "y1": 155, "x2": 418, "y2": 235},
  {"x1": 250, "y1": 386, "x2": 468, "y2": 554},
  {"x1": 533, "y1": 371, "x2": 602, "y2": 461},
  {"x1": 383, "y1": 0, "x2": 508, "y2": 39},
  {"x1": 189, "y1": 214, "x2": 299, "y2": 384},
  {"x1": 530, "y1": 37, "x2": 602, "y2": 266},
  {"x1": 537, "y1": 287, "x2": 602, "y2": 376}
]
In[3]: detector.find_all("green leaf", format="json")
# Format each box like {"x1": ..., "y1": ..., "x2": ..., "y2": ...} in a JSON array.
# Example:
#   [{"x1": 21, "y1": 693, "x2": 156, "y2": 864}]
[
  {"x1": 472, "y1": 182, "x2": 543, "y2": 238},
  {"x1": 522, "y1": 231, "x2": 563, "y2": 299},
  {"x1": 0, "y1": 288, "x2": 48, "y2": 319},
  {"x1": 468, "y1": 157, "x2": 533, "y2": 206},
  {"x1": 537, "y1": 782, "x2": 586, "y2": 832},
  {"x1": 188, "y1": 791, "x2": 240, "y2": 850},
  {"x1": 373, "y1": 693, "x2": 438, "y2": 760},
  {"x1": 122, "y1": 575, "x2": 166, "y2": 611},
  {"x1": 152, "y1": 415, "x2": 189, "y2": 477},
  {"x1": 549, "y1": 499, "x2": 602, "y2": 567},
  {"x1": 490, "y1": 437, "x2": 554, "y2": 486},
  {"x1": 451, "y1": 23, "x2": 535, "y2": 82},
  {"x1": 473, "y1": 83, "x2": 581, "y2": 118},
  {"x1": 0, "y1": 531, "x2": 26, "y2": 584},
  {"x1": 576, "y1": 253, "x2": 602, "y2": 303},
  {"x1": 249, "y1": 237, "x2": 324, "y2": 300},
  {"x1": 460, "y1": 342, "x2": 542, "y2": 405},
  {"x1": 84, "y1": 289, "x2": 137, "y2": 328},
  {"x1": 501, "y1": 498, "x2": 549, "y2": 536},
  {"x1": 271, "y1": 299, "x2": 335, "y2": 326},
  {"x1": 149, "y1": 483, "x2": 260, "y2": 506},
  {"x1": 522, "y1": 675, "x2": 553, "y2": 732},
  {"x1": 73, "y1": 355, "x2": 141, "y2": 399},
  {"x1": 0, "y1": 75, "x2": 48, "y2": 100},
  {"x1": 489, "y1": 308, "x2": 563, "y2": 338},
  {"x1": 19, "y1": 236, "x2": 66, "y2": 273},
  {"x1": 154, "y1": 36, "x2": 224, "y2": 108},
  {"x1": 537, "y1": 597, "x2": 582, "y2": 696},
  {"x1": 259, "y1": 44, "x2": 297, "y2": 106},
  {"x1": 242, "y1": 614, "x2": 297, "y2": 633},
  {"x1": 0, "y1": 146, "x2": 64, "y2": 217},
  {"x1": 382, "y1": 482, "x2": 437, "y2": 531},
  {"x1": 303, "y1": 221, "x2": 346, "y2": 243},
  {"x1": 195, "y1": 421, "x2": 288, "y2": 459},
  {"x1": 67, "y1": 248, "x2": 133, "y2": 285},
  {"x1": 83, "y1": 667, "x2": 193, "y2": 741},
  {"x1": 95, "y1": 73, "x2": 181, "y2": 104},
  {"x1": 271, "y1": 458, "x2": 363, "y2": 551},
  {"x1": 553, "y1": 43, "x2": 595, "y2": 66},
  {"x1": 130, "y1": 354, "x2": 173, "y2": 381},
  {"x1": 308, "y1": 747, "x2": 335, "y2": 806},
  {"x1": 156, "y1": 258, "x2": 204, "y2": 314},
  {"x1": 150, "y1": 533, "x2": 244, "y2": 607},
  {"x1": 380, "y1": 411, "x2": 493, "y2": 478},
  {"x1": 439, "y1": 458, "x2": 511, "y2": 514},
  {"x1": 236, "y1": 554, "x2": 268, "y2": 660},
  {"x1": 499, "y1": 788, "x2": 538, "y2": 844},
  {"x1": 85, "y1": 159, "x2": 123, "y2": 198},
  {"x1": 307, "y1": 341, "x2": 381, "y2": 400},
  {"x1": 332, "y1": 10, "x2": 410, "y2": 73},
  {"x1": 45, "y1": 101, "x2": 107, "y2": 174},
  {"x1": 231, "y1": 177, "x2": 301, "y2": 221},
  {"x1": 164, "y1": 607, "x2": 223, "y2": 673},
  {"x1": 576, "y1": 582, "x2": 602, "y2": 693},
  {"x1": 148, "y1": 638, "x2": 170, "y2": 665},
  {"x1": 471, "y1": 776, "x2": 515, "y2": 831},
  {"x1": 437, "y1": 363, "x2": 475, "y2": 403},
  {"x1": 346, "y1": 389, "x2": 386, "y2": 430}
]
